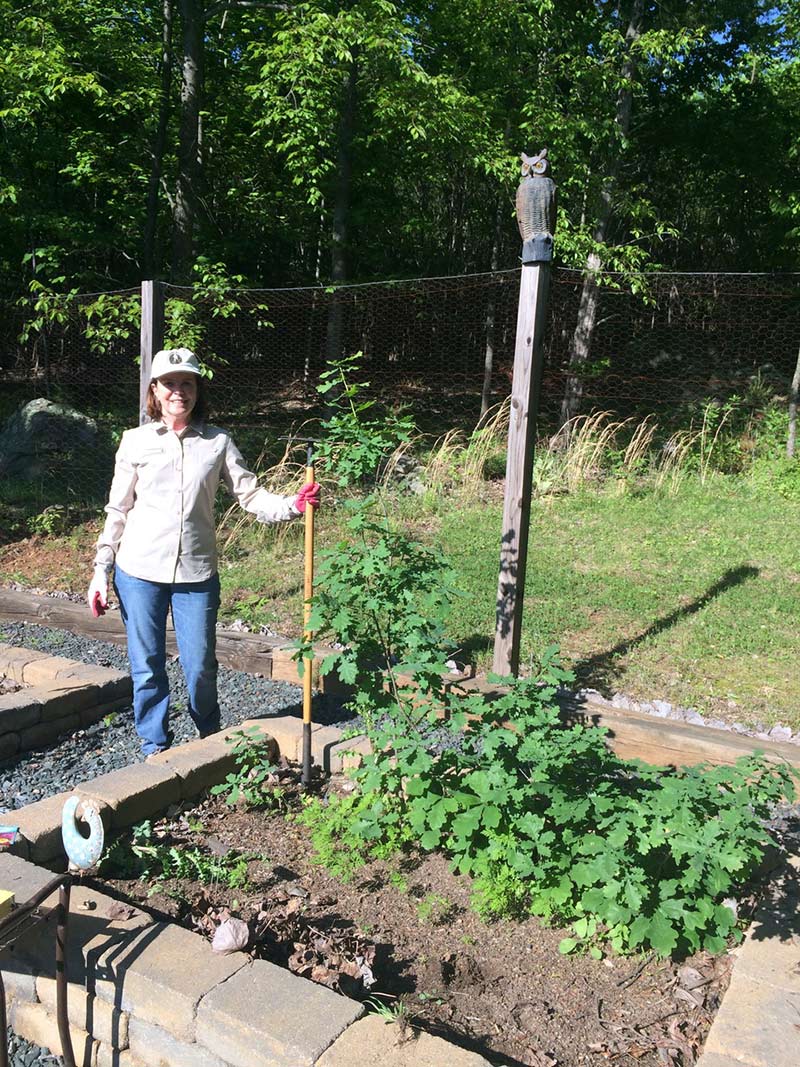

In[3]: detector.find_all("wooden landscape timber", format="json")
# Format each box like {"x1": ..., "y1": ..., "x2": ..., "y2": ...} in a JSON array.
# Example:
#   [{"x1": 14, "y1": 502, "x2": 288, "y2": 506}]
[
  {"x1": 2, "y1": 589, "x2": 800, "y2": 773},
  {"x1": 0, "y1": 589, "x2": 281, "y2": 676}
]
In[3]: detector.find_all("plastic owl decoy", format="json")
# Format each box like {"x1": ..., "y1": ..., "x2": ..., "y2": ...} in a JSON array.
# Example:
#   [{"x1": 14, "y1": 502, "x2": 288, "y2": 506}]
[{"x1": 516, "y1": 149, "x2": 557, "y2": 263}]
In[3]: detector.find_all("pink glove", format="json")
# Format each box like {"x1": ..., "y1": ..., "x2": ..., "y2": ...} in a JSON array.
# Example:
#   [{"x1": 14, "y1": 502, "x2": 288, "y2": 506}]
[
  {"x1": 294, "y1": 482, "x2": 321, "y2": 513},
  {"x1": 87, "y1": 567, "x2": 109, "y2": 618}
]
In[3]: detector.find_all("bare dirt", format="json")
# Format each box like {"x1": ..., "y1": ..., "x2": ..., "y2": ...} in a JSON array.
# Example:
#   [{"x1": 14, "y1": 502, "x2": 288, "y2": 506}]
[{"x1": 91, "y1": 775, "x2": 733, "y2": 1067}]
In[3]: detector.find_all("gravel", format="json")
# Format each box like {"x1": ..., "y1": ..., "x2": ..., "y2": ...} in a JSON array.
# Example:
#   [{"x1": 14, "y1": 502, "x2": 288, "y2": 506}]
[
  {"x1": 5, "y1": 1029, "x2": 63, "y2": 1067},
  {"x1": 0, "y1": 622, "x2": 353, "y2": 814}
]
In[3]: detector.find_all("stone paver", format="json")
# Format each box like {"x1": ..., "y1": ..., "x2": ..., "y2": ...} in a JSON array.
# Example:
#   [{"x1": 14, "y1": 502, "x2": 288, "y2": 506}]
[
  {"x1": 701, "y1": 969, "x2": 800, "y2": 1066},
  {"x1": 37, "y1": 974, "x2": 130, "y2": 1049},
  {"x1": 88, "y1": 920, "x2": 248, "y2": 1041},
  {"x1": 95, "y1": 1043, "x2": 143, "y2": 1067},
  {"x1": 20, "y1": 654, "x2": 83, "y2": 687},
  {"x1": 696, "y1": 1054, "x2": 750, "y2": 1067},
  {"x1": 147, "y1": 733, "x2": 241, "y2": 798},
  {"x1": 10, "y1": 1000, "x2": 96, "y2": 1067},
  {"x1": 0, "y1": 692, "x2": 42, "y2": 731},
  {"x1": 0, "y1": 643, "x2": 50, "y2": 683},
  {"x1": 11, "y1": 789, "x2": 79, "y2": 862},
  {"x1": 128, "y1": 1015, "x2": 229, "y2": 1067},
  {"x1": 20, "y1": 713, "x2": 81, "y2": 750},
  {"x1": 698, "y1": 854, "x2": 800, "y2": 1067},
  {"x1": 326, "y1": 734, "x2": 370, "y2": 773},
  {"x1": 196, "y1": 958, "x2": 364, "y2": 1067},
  {"x1": 316, "y1": 1015, "x2": 494, "y2": 1067},
  {"x1": 77, "y1": 763, "x2": 181, "y2": 828},
  {"x1": 249, "y1": 715, "x2": 341, "y2": 764}
]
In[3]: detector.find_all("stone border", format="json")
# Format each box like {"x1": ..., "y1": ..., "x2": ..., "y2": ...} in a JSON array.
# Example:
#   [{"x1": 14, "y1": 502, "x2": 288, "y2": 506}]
[
  {"x1": 0, "y1": 715, "x2": 797, "y2": 1067},
  {"x1": 0, "y1": 718, "x2": 490, "y2": 1067},
  {"x1": 0, "y1": 643, "x2": 131, "y2": 761}
]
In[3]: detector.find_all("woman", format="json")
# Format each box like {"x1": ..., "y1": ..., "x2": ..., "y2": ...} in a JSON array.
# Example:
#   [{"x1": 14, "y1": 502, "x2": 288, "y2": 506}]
[{"x1": 87, "y1": 347, "x2": 319, "y2": 755}]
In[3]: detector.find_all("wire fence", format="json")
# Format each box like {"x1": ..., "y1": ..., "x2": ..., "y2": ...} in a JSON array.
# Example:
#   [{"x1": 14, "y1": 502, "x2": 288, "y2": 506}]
[{"x1": 1, "y1": 269, "x2": 799, "y2": 523}]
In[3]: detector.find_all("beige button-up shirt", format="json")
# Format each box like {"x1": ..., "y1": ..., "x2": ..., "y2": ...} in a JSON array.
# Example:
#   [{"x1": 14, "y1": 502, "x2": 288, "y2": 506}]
[{"x1": 94, "y1": 421, "x2": 298, "y2": 583}]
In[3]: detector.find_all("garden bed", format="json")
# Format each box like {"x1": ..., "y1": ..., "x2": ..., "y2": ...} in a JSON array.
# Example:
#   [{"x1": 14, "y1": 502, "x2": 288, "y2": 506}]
[{"x1": 92, "y1": 776, "x2": 735, "y2": 1067}]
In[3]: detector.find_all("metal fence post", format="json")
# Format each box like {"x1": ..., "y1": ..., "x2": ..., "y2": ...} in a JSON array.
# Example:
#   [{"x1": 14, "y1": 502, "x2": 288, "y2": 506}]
[{"x1": 139, "y1": 280, "x2": 165, "y2": 424}]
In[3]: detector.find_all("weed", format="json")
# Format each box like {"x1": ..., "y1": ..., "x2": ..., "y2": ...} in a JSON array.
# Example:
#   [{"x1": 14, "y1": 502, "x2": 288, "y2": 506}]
[
  {"x1": 366, "y1": 994, "x2": 413, "y2": 1028},
  {"x1": 415, "y1": 893, "x2": 454, "y2": 925},
  {"x1": 210, "y1": 728, "x2": 286, "y2": 811},
  {"x1": 388, "y1": 871, "x2": 408, "y2": 893},
  {"x1": 99, "y1": 820, "x2": 257, "y2": 892}
]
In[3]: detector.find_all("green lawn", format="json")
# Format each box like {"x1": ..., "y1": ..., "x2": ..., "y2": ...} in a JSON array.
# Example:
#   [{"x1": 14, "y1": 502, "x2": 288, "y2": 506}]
[
  {"x1": 440, "y1": 477, "x2": 800, "y2": 729},
  {"x1": 5, "y1": 466, "x2": 798, "y2": 730}
]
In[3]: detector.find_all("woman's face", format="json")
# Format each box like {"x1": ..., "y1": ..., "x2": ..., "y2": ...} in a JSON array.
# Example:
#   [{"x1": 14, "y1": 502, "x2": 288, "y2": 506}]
[{"x1": 152, "y1": 372, "x2": 198, "y2": 422}]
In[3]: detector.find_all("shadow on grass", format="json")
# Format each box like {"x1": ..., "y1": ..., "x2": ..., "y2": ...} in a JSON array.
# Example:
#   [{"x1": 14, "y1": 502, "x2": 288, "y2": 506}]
[{"x1": 572, "y1": 563, "x2": 760, "y2": 696}]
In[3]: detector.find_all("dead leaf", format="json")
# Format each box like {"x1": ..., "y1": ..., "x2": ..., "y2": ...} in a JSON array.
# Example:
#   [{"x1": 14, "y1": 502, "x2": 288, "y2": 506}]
[{"x1": 105, "y1": 901, "x2": 136, "y2": 921}]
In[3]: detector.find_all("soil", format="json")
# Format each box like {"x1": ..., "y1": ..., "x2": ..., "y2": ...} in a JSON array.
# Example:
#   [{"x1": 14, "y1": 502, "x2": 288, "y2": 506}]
[{"x1": 91, "y1": 773, "x2": 733, "y2": 1067}]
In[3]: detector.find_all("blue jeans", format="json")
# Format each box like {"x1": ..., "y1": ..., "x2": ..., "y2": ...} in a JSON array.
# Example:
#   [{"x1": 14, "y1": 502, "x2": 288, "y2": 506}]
[{"x1": 114, "y1": 567, "x2": 221, "y2": 755}]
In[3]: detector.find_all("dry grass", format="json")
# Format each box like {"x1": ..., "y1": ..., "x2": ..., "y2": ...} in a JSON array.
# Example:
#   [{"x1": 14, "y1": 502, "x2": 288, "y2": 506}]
[{"x1": 388, "y1": 400, "x2": 511, "y2": 500}]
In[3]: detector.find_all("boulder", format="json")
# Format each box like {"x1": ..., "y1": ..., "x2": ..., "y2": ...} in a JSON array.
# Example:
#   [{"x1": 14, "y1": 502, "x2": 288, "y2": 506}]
[{"x1": 0, "y1": 398, "x2": 98, "y2": 479}]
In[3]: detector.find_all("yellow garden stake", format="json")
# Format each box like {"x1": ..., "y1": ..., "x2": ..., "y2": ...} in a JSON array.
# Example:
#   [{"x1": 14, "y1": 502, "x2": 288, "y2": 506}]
[{"x1": 301, "y1": 439, "x2": 316, "y2": 788}]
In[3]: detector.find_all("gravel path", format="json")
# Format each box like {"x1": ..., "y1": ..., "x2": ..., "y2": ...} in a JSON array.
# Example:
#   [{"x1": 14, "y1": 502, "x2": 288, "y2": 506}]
[
  {"x1": 0, "y1": 622, "x2": 352, "y2": 814},
  {"x1": 5, "y1": 1028, "x2": 63, "y2": 1067}
]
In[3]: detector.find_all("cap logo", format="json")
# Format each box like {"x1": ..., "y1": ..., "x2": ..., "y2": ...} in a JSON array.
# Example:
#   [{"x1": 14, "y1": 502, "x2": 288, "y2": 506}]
[{"x1": 169, "y1": 352, "x2": 183, "y2": 364}]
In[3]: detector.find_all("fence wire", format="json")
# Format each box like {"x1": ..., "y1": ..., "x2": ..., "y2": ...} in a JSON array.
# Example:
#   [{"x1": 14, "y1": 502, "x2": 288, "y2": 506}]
[{"x1": 1, "y1": 269, "x2": 799, "y2": 524}]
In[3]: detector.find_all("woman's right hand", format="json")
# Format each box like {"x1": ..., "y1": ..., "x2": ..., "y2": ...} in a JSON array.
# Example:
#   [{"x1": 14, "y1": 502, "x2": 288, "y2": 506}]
[{"x1": 87, "y1": 567, "x2": 109, "y2": 617}]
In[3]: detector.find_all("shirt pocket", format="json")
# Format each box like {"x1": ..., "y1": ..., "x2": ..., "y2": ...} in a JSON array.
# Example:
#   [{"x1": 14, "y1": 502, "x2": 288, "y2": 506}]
[{"x1": 134, "y1": 446, "x2": 171, "y2": 484}]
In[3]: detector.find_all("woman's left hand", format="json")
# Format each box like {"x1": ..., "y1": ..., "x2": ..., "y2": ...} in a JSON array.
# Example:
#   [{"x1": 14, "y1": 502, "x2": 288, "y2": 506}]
[{"x1": 295, "y1": 482, "x2": 321, "y2": 513}]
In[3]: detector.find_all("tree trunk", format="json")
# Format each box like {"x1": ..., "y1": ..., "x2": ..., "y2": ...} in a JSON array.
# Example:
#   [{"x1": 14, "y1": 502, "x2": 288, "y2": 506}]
[
  {"x1": 325, "y1": 58, "x2": 358, "y2": 367},
  {"x1": 171, "y1": 0, "x2": 204, "y2": 283},
  {"x1": 559, "y1": 0, "x2": 643, "y2": 429},
  {"x1": 788, "y1": 341, "x2": 800, "y2": 458},
  {"x1": 142, "y1": 0, "x2": 174, "y2": 279}
]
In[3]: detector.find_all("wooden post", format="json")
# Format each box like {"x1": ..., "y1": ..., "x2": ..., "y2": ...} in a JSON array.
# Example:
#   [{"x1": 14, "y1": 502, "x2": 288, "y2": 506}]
[
  {"x1": 492, "y1": 149, "x2": 557, "y2": 676},
  {"x1": 139, "y1": 280, "x2": 165, "y2": 425},
  {"x1": 492, "y1": 264, "x2": 551, "y2": 675}
]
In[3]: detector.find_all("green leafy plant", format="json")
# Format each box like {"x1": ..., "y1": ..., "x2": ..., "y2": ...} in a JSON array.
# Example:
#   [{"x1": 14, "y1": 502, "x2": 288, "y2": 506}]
[
  {"x1": 415, "y1": 893, "x2": 454, "y2": 925},
  {"x1": 315, "y1": 352, "x2": 415, "y2": 487},
  {"x1": 305, "y1": 527, "x2": 796, "y2": 958},
  {"x1": 100, "y1": 820, "x2": 256, "y2": 891},
  {"x1": 210, "y1": 727, "x2": 286, "y2": 810},
  {"x1": 26, "y1": 504, "x2": 73, "y2": 536}
]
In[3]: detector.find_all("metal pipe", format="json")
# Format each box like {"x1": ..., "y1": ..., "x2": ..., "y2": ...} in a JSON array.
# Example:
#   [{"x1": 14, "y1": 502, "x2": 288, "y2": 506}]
[
  {"x1": 56, "y1": 881, "x2": 75, "y2": 1067},
  {"x1": 0, "y1": 968, "x2": 8, "y2": 1067},
  {"x1": 0, "y1": 873, "x2": 75, "y2": 1067}
]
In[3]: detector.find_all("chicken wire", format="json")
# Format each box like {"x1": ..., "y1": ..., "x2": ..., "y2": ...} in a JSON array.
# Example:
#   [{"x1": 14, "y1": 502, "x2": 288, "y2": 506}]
[{"x1": 2, "y1": 269, "x2": 799, "y2": 520}]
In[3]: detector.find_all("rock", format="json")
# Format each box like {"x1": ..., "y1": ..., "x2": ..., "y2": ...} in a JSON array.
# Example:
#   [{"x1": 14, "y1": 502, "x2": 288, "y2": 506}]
[
  {"x1": 684, "y1": 710, "x2": 705, "y2": 725},
  {"x1": 579, "y1": 688, "x2": 606, "y2": 704},
  {"x1": 611, "y1": 693, "x2": 632, "y2": 710},
  {"x1": 706, "y1": 718, "x2": 730, "y2": 731},
  {"x1": 0, "y1": 398, "x2": 98, "y2": 479},
  {"x1": 652, "y1": 699, "x2": 672, "y2": 716},
  {"x1": 768, "y1": 724, "x2": 792, "y2": 742}
]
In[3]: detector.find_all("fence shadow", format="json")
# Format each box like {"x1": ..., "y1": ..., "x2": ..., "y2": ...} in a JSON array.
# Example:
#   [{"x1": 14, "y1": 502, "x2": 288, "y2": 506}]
[{"x1": 572, "y1": 564, "x2": 760, "y2": 696}]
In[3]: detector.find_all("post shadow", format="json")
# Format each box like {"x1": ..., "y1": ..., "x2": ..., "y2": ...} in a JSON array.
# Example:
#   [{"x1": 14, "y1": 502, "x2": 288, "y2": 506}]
[{"x1": 572, "y1": 564, "x2": 760, "y2": 695}]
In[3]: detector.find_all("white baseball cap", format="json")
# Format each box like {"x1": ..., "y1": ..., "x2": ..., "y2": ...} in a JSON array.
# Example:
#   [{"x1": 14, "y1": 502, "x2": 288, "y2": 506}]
[{"x1": 150, "y1": 348, "x2": 203, "y2": 380}]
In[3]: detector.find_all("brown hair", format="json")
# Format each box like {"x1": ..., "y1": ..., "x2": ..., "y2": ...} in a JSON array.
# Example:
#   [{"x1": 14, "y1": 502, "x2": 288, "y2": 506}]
[{"x1": 146, "y1": 375, "x2": 209, "y2": 423}]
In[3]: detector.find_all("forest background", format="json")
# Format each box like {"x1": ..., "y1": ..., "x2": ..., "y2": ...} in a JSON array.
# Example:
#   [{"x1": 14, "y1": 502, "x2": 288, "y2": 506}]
[{"x1": 1, "y1": 0, "x2": 799, "y2": 295}]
